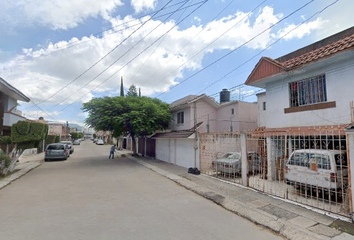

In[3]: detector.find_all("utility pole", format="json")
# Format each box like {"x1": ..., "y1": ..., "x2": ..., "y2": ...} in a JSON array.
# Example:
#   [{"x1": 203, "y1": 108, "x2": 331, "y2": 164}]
[{"x1": 66, "y1": 121, "x2": 69, "y2": 140}]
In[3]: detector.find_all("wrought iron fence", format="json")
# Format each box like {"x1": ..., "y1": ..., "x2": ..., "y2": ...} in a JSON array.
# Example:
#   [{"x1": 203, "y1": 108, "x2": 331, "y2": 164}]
[{"x1": 200, "y1": 127, "x2": 350, "y2": 217}]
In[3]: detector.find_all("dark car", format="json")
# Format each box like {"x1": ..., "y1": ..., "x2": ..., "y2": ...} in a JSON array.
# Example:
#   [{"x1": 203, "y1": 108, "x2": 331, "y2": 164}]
[
  {"x1": 60, "y1": 141, "x2": 74, "y2": 154},
  {"x1": 45, "y1": 143, "x2": 69, "y2": 161}
]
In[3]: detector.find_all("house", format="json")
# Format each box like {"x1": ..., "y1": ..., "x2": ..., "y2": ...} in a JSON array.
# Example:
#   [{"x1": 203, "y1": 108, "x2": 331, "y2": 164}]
[
  {"x1": 245, "y1": 27, "x2": 354, "y2": 199},
  {"x1": 48, "y1": 122, "x2": 67, "y2": 140},
  {"x1": 149, "y1": 91, "x2": 258, "y2": 168},
  {"x1": 0, "y1": 77, "x2": 30, "y2": 136},
  {"x1": 246, "y1": 27, "x2": 354, "y2": 130},
  {"x1": 169, "y1": 92, "x2": 257, "y2": 133}
]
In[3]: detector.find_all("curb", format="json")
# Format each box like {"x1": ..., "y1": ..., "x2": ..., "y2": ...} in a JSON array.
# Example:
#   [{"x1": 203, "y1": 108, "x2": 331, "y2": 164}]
[
  {"x1": 131, "y1": 156, "x2": 334, "y2": 240},
  {"x1": 0, "y1": 161, "x2": 42, "y2": 190}
]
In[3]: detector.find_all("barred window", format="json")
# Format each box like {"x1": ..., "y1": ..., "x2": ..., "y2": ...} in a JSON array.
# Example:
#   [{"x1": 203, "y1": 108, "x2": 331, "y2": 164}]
[
  {"x1": 177, "y1": 111, "x2": 184, "y2": 124},
  {"x1": 289, "y1": 74, "x2": 327, "y2": 107}
]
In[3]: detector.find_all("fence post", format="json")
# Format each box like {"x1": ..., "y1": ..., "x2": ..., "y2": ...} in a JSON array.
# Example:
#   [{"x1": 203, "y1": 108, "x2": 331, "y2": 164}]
[
  {"x1": 241, "y1": 133, "x2": 249, "y2": 187},
  {"x1": 345, "y1": 129, "x2": 354, "y2": 220},
  {"x1": 267, "y1": 137, "x2": 276, "y2": 181}
]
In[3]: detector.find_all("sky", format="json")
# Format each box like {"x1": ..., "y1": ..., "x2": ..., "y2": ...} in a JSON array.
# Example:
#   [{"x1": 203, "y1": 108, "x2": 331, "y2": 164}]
[{"x1": 0, "y1": 0, "x2": 353, "y2": 126}]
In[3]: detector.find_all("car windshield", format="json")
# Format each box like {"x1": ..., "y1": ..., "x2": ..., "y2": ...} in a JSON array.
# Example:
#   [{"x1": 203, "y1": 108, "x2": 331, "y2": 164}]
[
  {"x1": 47, "y1": 144, "x2": 64, "y2": 150},
  {"x1": 221, "y1": 152, "x2": 241, "y2": 160}
]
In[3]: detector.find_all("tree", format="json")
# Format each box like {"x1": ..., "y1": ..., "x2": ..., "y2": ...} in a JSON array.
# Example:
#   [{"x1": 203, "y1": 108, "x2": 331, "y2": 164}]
[
  {"x1": 82, "y1": 96, "x2": 172, "y2": 155},
  {"x1": 126, "y1": 85, "x2": 138, "y2": 97},
  {"x1": 120, "y1": 77, "x2": 124, "y2": 97}
]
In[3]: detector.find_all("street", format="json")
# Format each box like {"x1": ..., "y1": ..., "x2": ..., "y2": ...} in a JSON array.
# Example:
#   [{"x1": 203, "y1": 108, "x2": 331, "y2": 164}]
[{"x1": 0, "y1": 140, "x2": 282, "y2": 240}]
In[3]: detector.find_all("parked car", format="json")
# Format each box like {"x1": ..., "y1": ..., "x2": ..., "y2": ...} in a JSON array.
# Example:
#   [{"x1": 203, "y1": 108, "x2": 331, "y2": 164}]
[
  {"x1": 44, "y1": 143, "x2": 69, "y2": 161},
  {"x1": 212, "y1": 151, "x2": 262, "y2": 175},
  {"x1": 93, "y1": 138, "x2": 98, "y2": 143},
  {"x1": 285, "y1": 149, "x2": 348, "y2": 197},
  {"x1": 60, "y1": 141, "x2": 74, "y2": 154},
  {"x1": 96, "y1": 139, "x2": 104, "y2": 145},
  {"x1": 73, "y1": 139, "x2": 81, "y2": 145}
]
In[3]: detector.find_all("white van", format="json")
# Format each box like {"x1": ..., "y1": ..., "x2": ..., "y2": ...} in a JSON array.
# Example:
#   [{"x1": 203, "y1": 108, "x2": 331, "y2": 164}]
[{"x1": 285, "y1": 149, "x2": 348, "y2": 196}]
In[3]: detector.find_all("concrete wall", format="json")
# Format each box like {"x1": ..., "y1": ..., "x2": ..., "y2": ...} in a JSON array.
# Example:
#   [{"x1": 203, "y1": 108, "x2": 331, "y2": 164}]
[
  {"x1": 195, "y1": 100, "x2": 217, "y2": 133},
  {"x1": 170, "y1": 106, "x2": 192, "y2": 131},
  {"x1": 3, "y1": 112, "x2": 26, "y2": 127},
  {"x1": 215, "y1": 101, "x2": 258, "y2": 132},
  {"x1": 263, "y1": 55, "x2": 354, "y2": 128},
  {"x1": 5, "y1": 96, "x2": 17, "y2": 112},
  {"x1": 257, "y1": 93, "x2": 266, "y2": 127}
]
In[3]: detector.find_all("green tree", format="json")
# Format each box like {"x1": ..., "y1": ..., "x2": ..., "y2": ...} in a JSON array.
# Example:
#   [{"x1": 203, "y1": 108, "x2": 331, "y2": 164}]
[
  {"x1": 82, "y1": 96, "x2": 171, "y2": 155},
  {"x1": 126, "y1": 84, "x2": 138, "y2": 97},
  {"x1": 120, "y1": 77, "x2": 124, "y2": 97}
]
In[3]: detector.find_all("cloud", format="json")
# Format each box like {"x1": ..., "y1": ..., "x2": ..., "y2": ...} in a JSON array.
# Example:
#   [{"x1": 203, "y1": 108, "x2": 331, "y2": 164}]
[
  {"x1": 274, "y1": 17, "x2": 326, "y2": 40},
  {"x1": 131, "y1": 0, "x2": 157, "y2": 13},
  {"x1": 0, "y1": 6, "x2": 324, "y2": 108},
  {"x1": 0, "y1": 0, "x2": 123, "y2": 30}
]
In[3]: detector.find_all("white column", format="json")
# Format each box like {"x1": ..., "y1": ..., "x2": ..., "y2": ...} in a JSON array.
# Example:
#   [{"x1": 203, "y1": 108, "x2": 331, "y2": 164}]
[
  {"x1": 345, "y1": 130, "x2": 354, "y2": 218},
  {"x1": 241, "y1": 133, "x2": 248, "y2": 187},
  {"x1": 267, "y1": 137, "x2": 276, "y2": 181}
]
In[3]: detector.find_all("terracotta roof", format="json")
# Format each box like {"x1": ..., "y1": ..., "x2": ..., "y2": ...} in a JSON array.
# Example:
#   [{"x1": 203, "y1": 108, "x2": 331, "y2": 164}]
[
  {"x1": 151, "y1": 122, "x2": 203, "y2": 139},
  {"x1": 281, "y1": 33, "x2": 354, "y2": 70},
  {"x1": 246, "y1": 27, "x2": 354, "y2": 86}
]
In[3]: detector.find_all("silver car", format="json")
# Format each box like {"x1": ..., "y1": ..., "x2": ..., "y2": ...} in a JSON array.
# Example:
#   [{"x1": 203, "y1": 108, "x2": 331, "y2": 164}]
[
  {"x1": 212, "y1": 151, "x2": 262, "y2": 174},
  {"x1": 45, "y1": 143, "x2": 69, "y2": 161},
  {"x1": 60, "y1": 141, "x2": 74, "y2": 154}
]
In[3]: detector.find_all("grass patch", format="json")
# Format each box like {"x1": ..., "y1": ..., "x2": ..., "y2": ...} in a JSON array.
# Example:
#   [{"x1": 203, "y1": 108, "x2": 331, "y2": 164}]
[
  {"x1": 330, "y1": 219, "x2": 354, "y2": 235},
  {"x1": 0, "y1": 169, "x2": 20, "y2": 180}
]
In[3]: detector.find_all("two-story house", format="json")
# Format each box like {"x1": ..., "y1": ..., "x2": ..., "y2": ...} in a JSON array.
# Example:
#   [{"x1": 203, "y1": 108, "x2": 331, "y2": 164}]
[
  {"x1": 245, "y1": 27, "x2": 354, "y2": 180},
  {"x1": 0, "y1": 77, "x2": 30, "y2": 136},
  {"x1": 150, "y1": 91, "x2": 257, "y2": 168}
]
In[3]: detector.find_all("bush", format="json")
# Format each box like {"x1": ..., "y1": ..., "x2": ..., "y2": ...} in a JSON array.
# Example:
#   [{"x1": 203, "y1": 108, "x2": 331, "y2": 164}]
[
  {"x1": 0, "y1": 151, "x2": 12, "y2": 176},
  {"x1": 11, "y1": 121, "x2": 48, "y2": 151},
  {"x1": 0, "y1": 136, "x2": 11, "y2": 145}
]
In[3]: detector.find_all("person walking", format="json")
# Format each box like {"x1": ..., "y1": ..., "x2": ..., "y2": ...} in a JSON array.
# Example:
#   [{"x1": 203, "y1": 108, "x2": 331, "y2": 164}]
[{"x1": 109, "y1": 145, "x2": 115, "y2": 159}]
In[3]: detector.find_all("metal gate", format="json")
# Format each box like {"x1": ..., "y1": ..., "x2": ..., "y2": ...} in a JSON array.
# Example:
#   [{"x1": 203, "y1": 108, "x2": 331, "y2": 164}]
[{"x1": 200, "y1": 128, "x2": 350, "y2": 217}]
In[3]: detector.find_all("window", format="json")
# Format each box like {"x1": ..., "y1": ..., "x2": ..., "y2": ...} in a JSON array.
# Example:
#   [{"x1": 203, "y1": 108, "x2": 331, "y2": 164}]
[
  {"x1": 289, "y1": 74, "x2": 327, "y2": 107},
  {"x1": 231, "y1": 108, "x2": 234, "y2": 115},
  {"x1": 177, "y1": 111, "x2": 184, "y2": 124},
  {"x1": 262, "y1": 102, "x2": 266, "y2": 111}
]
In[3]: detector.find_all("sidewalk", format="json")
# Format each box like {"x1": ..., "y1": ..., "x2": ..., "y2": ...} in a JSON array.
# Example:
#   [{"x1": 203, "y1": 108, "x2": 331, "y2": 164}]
[
  {"x1": 0, "y1": 153, "x2": 43, "y2": 190},
  {"x1": 125, "y1": 153, "x2": 354, "y2": 240},
  {"x1": 2, "y1": 149, "x2": 354, "y2": 240}
]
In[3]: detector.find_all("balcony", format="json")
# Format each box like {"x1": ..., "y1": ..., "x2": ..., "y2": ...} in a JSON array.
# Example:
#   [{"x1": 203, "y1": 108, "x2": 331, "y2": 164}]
[{"x1": 3, "y1": 112, "x2": 27, "y2": 127}]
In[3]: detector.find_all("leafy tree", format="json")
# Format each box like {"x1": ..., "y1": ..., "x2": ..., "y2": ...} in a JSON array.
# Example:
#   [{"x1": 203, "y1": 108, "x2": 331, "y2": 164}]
[
  {"x1": 82, "y1": 96, "x2": 171, "y2": 155},
  {"x1": 126, "y1": 85, "x2": 138, "y2": 97},
  {"x1": 120, "y1": 77, "x2": 124, "y2": 97}
]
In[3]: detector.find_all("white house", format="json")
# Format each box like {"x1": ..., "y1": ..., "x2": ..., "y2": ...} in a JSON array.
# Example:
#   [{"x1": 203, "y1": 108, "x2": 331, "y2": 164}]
[
  {"x1": 0, "y1": 77, "x2": 30, "y2": 136},
  {"x1": 246, "y1": 27, "x2": 354, "y2": 130},
  {"x1": 245, "y1": 26, "x2": 354, "y2": 195}
]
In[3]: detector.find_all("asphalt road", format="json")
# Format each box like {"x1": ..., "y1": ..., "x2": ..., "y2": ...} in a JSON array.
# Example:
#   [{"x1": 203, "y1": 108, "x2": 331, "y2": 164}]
[{"x1": 0, "y1": 140, "x2": 283, "y2": 240}]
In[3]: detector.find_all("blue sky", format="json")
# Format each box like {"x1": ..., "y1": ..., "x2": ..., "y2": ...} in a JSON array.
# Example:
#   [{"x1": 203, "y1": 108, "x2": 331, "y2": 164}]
[{"x1": 0, "y1": 0, "x2": 353, "y2": 126}]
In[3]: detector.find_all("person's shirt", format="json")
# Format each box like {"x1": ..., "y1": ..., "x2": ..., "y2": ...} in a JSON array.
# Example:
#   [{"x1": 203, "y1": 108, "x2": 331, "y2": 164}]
[{"x1": 111, "y1": 146, "x2": 115, "y2": 152}]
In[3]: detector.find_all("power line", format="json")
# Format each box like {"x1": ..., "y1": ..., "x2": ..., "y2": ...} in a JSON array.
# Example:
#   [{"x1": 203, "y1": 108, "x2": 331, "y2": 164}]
[
  {"x1": 147, "y1": 0, "x2": 239, "y2": 88},
  {"x1": 129, "y1": 0, "x2": 195, "y2": 84},
  {"x1": 152, "y1": 0, "x2": 269, "y2": 92},
  {"x1": 57, "y1": 0, "x2": 209, "y2": 112},
  {"x1": 155, "y1": 0, "x2": 315, "y2": 98},
  {"x1": 29, "y1": 0, "x2": 196, "y2": 57},
  {"x1": 29, "y1": 0, "x2": 175, "y2": 109}
]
